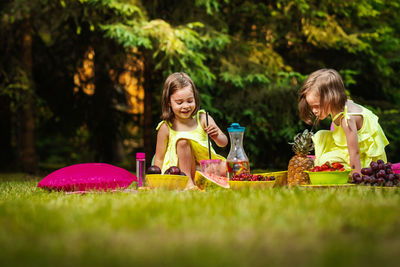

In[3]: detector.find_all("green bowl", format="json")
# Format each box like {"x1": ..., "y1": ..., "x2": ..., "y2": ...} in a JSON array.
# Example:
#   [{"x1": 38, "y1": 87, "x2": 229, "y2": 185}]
[{"x1": 304, "y1": 170, "x2": 351, "y2": 185}]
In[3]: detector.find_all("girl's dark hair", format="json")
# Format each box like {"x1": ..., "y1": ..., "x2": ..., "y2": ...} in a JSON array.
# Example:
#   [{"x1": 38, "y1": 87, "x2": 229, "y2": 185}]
[
  {"x1": 298, "y1": 69, "x2": 347, "y2": 125},
  {"x1": 161, "y1": 72, "x2": 200, "y2": 123}
]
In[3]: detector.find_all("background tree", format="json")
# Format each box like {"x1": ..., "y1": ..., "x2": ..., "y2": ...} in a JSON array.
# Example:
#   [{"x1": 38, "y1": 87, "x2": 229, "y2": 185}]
[{"x1": 1, "y1": 0, "x2": 399, "y2": 172}]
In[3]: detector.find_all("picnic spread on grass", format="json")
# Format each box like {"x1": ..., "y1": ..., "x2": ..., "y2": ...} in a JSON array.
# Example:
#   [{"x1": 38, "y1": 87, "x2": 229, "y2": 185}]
[{"x1": 37, "y1": 123, "x2": 400, "y2": 193}]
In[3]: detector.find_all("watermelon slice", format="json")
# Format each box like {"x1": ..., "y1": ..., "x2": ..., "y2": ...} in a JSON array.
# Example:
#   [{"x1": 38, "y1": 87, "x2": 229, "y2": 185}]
[{"x1": 194, "y1": 171, "x2": 230, "y2": 190}]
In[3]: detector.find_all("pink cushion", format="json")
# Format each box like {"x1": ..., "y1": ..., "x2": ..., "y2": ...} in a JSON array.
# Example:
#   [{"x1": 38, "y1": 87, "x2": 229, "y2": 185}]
[
  {"x1": 392, "y1": 163, "x2": 400, "y2": 174},
  {"x1": 37, "y1": 163, "x2": 137, "y2": 192}
]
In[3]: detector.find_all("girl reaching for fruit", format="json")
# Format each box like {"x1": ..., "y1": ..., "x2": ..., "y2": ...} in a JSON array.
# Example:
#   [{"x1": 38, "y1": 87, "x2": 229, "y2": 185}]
[
  {"x1": 154, "y1": 72, "x2": 228, "y2": 189},
  {"x1": 298, "y1": 68, "x2": 389, "y2": 174}
]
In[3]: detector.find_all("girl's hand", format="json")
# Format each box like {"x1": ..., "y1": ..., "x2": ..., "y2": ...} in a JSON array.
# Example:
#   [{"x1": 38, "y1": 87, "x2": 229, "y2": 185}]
[
  {"x1": 200, "y1": 113, "x2": 228, "y2": 147},
  {"x1": 204, "y1": 125, "x2": 219, "y2": 138}
]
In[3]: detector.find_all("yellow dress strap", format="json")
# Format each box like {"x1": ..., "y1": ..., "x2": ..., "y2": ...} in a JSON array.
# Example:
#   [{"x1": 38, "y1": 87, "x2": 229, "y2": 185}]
[
  {"x1": 332, "y1": 105, "x2": 349, "y2": 127},
  {"x1": 156, "y1": 120, "x2": 171, "y2": 131},
  {"x1": 197, "y1": 109, "x2": 206, "y2": 126},
  {"x1": 157, "y1": 110, "x2": 205, "y2": 130},
  {"x1": 197, "y1": 109, "x2": 206, "y2": 117}
]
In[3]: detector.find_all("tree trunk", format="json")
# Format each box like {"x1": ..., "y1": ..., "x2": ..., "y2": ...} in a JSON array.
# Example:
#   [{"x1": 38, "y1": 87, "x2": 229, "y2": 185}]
[
  {"x1": 0, "y1": 96, "x2": 14, "y2": 169},
  {"x1": 143, "y1": 52, "x2": 154, "y2": 167},
  {"x1": 91, "y1": 41, "x2": 123, "y2": 163},
  {"x1": 17, "y1": 18, "x2": 38, "y2": 173}
]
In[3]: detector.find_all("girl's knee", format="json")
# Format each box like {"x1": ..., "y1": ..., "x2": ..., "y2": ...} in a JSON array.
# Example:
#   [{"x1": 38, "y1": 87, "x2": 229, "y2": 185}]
[{"x1": 176, "y1": 139, "x2": 190, "y2": 150}]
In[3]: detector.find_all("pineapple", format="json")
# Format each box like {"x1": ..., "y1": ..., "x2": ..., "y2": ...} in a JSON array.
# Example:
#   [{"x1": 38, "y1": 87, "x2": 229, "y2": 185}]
[{"x1": 287, "y1": 129, "x2": 314, "y2": 186}]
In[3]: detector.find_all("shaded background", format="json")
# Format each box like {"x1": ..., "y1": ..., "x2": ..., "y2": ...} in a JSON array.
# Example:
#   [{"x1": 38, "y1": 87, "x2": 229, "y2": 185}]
[{"x1": 1, "y1": 0, "x2": 399, "y2": 173}]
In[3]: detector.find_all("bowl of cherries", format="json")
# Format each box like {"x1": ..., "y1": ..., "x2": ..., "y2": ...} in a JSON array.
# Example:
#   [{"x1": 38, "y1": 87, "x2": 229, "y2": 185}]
[
  {"x1": 351, "y1": 160, "x2": 400, "y2": 187},
  {"x1": 229, "y1": 173, "x2": 276, "y2": 189}
]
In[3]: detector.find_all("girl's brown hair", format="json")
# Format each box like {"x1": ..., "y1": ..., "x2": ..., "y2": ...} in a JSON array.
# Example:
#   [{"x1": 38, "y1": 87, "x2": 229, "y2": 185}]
[
  {"x1": 161, "y1": 72, "x2": 200, "y2": 123},
  {"x1": 298, "y1": 69, "x2": 347, "y2": 125}
]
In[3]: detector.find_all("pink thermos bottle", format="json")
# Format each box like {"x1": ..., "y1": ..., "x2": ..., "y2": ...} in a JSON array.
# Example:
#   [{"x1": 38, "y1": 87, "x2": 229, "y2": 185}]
[{"x1": 136, "y1": 152, "x2": 146, "y2": 187}]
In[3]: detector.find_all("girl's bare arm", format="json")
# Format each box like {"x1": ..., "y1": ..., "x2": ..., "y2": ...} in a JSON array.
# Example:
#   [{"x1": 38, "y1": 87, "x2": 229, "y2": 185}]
[
  {"x1": 201, "y1": 114, "x2": 228, "y2": 147},
  {"x1": 154, "y1": 123, "x2": 169, "y2": 168},
  {"x1": 341, "y1": 116, "x2": 361, "y2": 174}
]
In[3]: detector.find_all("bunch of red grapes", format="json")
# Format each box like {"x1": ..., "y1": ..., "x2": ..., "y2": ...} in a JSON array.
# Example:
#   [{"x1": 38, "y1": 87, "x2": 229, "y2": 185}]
[
  {"x1": 230, "y1": 172, "x2": 276, "y2": 181},
  {"x1": 352, "y1": 160, "x2": 400, "y2": 187}
]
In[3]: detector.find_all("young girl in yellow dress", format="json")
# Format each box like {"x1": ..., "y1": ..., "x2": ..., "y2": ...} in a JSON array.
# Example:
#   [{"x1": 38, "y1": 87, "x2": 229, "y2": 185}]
[
  {"x1": 298, "y1": 69, "x2": 389, "y2": 174},
  {"x1": 154, "y1": 72, "x2": 228, "y2": 188}
]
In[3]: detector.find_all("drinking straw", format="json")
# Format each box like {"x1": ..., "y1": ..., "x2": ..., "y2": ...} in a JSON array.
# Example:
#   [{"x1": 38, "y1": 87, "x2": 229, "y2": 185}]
[
  {"x1": 206, "y1": 111, "x2": 211, "y2": 159},
  {"x1": 311, "y1": 116, "x2": 318, "y2": 133}
]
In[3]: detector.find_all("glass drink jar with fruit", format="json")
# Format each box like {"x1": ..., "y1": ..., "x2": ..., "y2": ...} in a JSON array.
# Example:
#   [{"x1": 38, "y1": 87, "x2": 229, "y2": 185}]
[{"x1": 226, "y1": 123, "x2": 250, "y2": 178}]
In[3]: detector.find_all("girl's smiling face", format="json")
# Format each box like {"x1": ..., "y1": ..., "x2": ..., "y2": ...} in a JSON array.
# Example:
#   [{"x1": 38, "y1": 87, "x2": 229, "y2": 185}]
[
  {"x1": 306, "y1": 91, "x2": 329, "y2": 120},
  {"x1": 169, "y1": 86, "x2": 196, "y2": 120}
]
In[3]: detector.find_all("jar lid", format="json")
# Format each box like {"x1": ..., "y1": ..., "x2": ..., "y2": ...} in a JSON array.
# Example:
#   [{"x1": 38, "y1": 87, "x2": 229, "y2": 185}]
[
  {"x1": 228, "y1": 123, "x2": 245, "y2": 132},
  {"x1": 136, "y1": 152, "x2": 145, "y2": 159}
]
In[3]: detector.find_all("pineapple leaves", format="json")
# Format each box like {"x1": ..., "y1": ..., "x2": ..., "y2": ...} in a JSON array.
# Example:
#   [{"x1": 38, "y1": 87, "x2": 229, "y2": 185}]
[{"x1": 289, "y1": 129, "x2": 314, "y2": 155}]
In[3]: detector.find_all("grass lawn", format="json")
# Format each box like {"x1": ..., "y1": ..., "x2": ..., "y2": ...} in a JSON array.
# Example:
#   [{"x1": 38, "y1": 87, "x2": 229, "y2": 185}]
[{"x1": 1, "y1": 173, "x2": 400, "y2": 267}]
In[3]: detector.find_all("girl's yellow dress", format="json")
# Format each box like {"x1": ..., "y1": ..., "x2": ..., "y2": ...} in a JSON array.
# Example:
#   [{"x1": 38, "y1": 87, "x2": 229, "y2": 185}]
[
  {"x1": 156, "y1": 110, "x2": 225, "y2": 173},
  {"x1": 312, "y1": 104, "x2": 389, "y2": 169}
]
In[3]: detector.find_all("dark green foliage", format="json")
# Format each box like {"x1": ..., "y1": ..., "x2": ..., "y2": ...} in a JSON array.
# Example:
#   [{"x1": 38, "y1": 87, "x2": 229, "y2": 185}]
[
  {"x1": 0, "y1": 0, "x2": 400, "y2": 171},
  {"x1": 212, "y1": 74, "x2": 306, "y2": 169}
]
